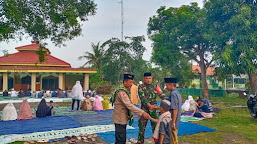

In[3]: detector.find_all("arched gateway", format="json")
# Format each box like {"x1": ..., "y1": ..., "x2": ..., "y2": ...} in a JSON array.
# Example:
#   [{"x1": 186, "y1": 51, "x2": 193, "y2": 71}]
[{"x1": 0, "y1": 41, "x2": 96, "y2": 92}]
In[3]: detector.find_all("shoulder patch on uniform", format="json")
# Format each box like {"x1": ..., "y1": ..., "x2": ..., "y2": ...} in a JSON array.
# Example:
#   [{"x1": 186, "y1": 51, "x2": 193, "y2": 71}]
[{"x1": 123, "y1": 93, "x2": 128, "y2": 99}]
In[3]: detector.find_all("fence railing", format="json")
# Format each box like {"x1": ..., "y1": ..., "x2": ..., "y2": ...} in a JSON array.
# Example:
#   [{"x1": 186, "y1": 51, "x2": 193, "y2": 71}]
[{"x1": 177, "y1": 88, "x2": 227, "y2": 97}]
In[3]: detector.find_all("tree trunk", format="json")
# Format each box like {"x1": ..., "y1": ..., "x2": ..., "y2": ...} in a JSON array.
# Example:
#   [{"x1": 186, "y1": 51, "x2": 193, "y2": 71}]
[
  {"x1": 199, "y1": 53, "x2": 210, "y2": 99},
  {"x1": 248, "y1": 73, "x2": 257, "y2": 94}
]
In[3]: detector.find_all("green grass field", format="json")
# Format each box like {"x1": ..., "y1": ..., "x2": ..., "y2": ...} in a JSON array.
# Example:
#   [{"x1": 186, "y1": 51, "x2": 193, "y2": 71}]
[{"x1": 179, "y1": 96, "x2": 257, "y2": 144}]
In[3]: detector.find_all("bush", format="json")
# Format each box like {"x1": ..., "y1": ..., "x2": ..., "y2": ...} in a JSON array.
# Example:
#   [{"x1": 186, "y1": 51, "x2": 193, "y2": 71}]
[
  {"x1": 227, "y1": 92, "x2": 239, "y2": 98},
  {"x1": 191, "y1": 83, "x2": 196, "y2": 89},
  {"x1": 96, "y1": 84, "x2": 111, "y2": 94}
]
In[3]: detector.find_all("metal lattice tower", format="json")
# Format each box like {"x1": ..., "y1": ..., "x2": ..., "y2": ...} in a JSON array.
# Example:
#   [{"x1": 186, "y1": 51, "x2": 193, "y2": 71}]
[{"x1": 118, "y1": 0, "x2": 124, "y2": 41}]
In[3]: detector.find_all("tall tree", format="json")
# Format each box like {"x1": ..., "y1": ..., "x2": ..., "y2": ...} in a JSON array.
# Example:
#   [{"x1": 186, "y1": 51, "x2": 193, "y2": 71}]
[
  {"x1": 148, "y1": 3, "x2": 215, "y2": 99},
  {"x1": 147, "y1": 66, "x2": 171, "y2": 88},
  {"x1": 0, "y1": 0, "x2": 96, "y2": 45},
  {"x1": 205, "y1": 0, "x2": 257, "y2": 94},
  {"x1": 101, "y1": 36, "x2": 147, "y2": 84},
  {"x1": 150, "y1": 45, "x2": 194, "y2": 88},
  {"x1": 78, "y1": 42, "x2": 104, "y2": 73}
]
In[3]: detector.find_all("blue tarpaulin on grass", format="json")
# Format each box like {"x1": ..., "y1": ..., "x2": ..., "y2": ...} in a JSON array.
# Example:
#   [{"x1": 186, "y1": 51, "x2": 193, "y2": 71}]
[
  {"x1": 0, "y1": 105, "x2": 215, "y2": 143},
  {"x1": 97, "y1": 120, "x2": 216, "y2": 144},
  {"x1": 68, "y1": 109, "x2": 114, "y2": 126},
  {"x1": 0, "y1": 116, "x2": 81, "y2": 135},
  {"x1": 68, "y1": 109, "x2": 215, "y2": 144}
]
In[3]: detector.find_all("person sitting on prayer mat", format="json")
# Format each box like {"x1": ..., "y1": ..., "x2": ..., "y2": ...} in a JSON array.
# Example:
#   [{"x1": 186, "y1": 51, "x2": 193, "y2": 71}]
[
  {"x1": 17, "y1": 99, "x2": 33, "y2": 120},
  {"x1": 81, "y1": 96, "x2": 93, "y2": 111},
  {"x1": 25, "y1": 89, "x2": 32, "y2": 97},
  {"x1": 3, "y1": 90, "x2": 8, "y2": 97},
  {"x1": 11, "y1": 88, "x2": 17, "y2": 97},
  {"x1": 193, "y1": 99, "x2": 213, "y2": 118},
  {"x1": 102, "y1": 96, "x2": 110, "y2": 110},
  {"x1": 2, "y1": 102, "x2": 17, "y2": 121},
  {"x1": 49, "y1": 100, "x2": 55, "y2": 115},
  {"x1": 93, "y1": 95, "x2": 103, "y2": 110},
  {"x1": 36, "y1": 99, "x2": 52, "y2": 117}
]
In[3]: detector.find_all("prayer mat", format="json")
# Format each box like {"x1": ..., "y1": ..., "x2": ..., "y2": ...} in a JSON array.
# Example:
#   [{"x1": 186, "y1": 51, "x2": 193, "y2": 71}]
[
  {"x1": 0, "y1": 116, "x2": 81, "y2": 135},
  {"x1": 181, "y1": 115, "x2": 204, "y2": 122},
  {"x1": 97, "y1": 120, "x2": 216, "y2": 144},
  {"x1": 53, "y1": 107, "x2": 97, "y2": 116}
]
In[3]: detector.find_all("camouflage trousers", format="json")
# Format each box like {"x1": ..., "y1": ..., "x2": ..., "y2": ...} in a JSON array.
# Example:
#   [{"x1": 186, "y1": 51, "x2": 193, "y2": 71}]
[{"x1": 137, "y1": 110, "x2": 158, "y2": 144}]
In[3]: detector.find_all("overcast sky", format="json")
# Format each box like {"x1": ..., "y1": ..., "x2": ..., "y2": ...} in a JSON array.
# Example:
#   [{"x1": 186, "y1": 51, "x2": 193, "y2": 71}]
[{"x1": 0, "y1": 0, "x2": 203, "y2": 68}]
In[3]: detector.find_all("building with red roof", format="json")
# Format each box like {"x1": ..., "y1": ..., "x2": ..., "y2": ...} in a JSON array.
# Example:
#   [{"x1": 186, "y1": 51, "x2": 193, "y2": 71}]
[
  {"x1": 191, "y1": 65, "x2": 215, "y2": 76},
  {"x1": 190, "y1": 65, "x2": 247, "y2": 90},
  {"x1": 0, "y1": 41, "x2": 97, "y2": 92}
]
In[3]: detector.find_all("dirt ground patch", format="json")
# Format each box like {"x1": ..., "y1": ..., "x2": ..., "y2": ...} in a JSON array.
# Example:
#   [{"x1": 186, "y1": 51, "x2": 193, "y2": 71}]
[{"x1": 222, "y1": 134, "x2": 256, "y2": 144}]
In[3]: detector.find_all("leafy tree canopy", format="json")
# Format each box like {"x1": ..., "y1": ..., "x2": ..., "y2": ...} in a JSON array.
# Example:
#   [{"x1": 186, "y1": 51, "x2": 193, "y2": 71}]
[
  {"x1": 0, "y1": 0, "x2": 96, "y2": 46},
  {"x1": 205, "y1": 0, "x2": 257, "y2": 93},
  {"x1": 148, "y1": 3, "x2": 215, "y2": 98}
]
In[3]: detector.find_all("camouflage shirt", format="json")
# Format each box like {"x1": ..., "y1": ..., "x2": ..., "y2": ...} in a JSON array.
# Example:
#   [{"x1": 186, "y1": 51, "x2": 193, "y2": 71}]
[{"x1": 138, "y1": 83, "x2": 158, "y2": 112}]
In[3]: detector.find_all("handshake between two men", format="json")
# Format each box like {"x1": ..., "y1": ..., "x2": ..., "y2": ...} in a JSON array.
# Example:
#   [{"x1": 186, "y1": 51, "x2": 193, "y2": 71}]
[{"x1": 140, "y1": 103, "x2": 160, "y2": 120}]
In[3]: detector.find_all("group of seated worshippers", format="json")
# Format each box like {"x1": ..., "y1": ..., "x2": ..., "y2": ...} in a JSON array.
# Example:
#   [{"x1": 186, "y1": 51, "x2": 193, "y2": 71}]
[
  {"x1": 1, "y1": 99, "x2": 55, "y2": 121},
  {"x1": 181, "y1": 95, "x2": 213, "y2": 118},
  {"x1": 5, "y1": 88, "x2": 70, "y2": 98},
  {"x1": 84, "y1": 89, "x2": 98, "y2": 97},
  {"x1": 3, "y1": 89, "x2": 32, "y2": 97},
  {"x1": 80, "y1": 95, "x2": 110, "y2": 111},
  {"x1": 35, "y1": 89, "x2": 68, "y2": 98}
]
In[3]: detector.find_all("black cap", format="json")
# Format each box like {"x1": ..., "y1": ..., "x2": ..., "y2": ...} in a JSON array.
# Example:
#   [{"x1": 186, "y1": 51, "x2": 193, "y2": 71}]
[
  {"x1": 144, "y1": 72, "x2": 151, "y2": 77},
  {"x1": 50, "y1": 100, "x2": 53, "y2": 103},
  {"x1": 164, "y1": 78, "x2": 177, "y2": 83},
  {"x1": 124, "y1": 74, "x2": 134, "y2": 80}
]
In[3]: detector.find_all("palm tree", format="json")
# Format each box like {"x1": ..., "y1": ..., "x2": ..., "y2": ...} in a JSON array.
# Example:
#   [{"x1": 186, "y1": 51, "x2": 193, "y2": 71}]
[{"x1": 78, "y1": 42, "x2": 104, "y2": 73}]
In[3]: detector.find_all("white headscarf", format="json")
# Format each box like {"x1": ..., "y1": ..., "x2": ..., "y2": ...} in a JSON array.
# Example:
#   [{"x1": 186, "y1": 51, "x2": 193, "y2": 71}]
[
  {"x1": 188, "y1": 95, "x2": 194, "y2": 101},
  {"x1": 11, "y1": 89, "x2": 17, "y2": 97},
  {"x1": 2, "y1": 102, "x2": 17, "y2": 121},
  {"x1": 71, "y1": 81, "x2": 83, "y2": 100},
  {"x1": 181, "y1": 100, "x2": 190, "y2": 111},
  {"x1": 188, "y1": 95, "x2": 197, "y2": 111}
]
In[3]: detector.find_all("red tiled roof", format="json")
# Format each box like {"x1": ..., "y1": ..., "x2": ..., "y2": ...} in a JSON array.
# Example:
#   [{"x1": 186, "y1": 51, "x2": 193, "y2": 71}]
[
  {"x1": 0, "y1": 42, "x2": 97, "y2": 73},
  {"x1": 15, "y1": 41, "x2": 51, "y2": 54},
  {"x1": 15, "y1": 42, "x2": 39, "y2": 50},
  {"x1": 0, "y1": 51, "x2": 71, "y2": 66},
  {"x1": 192, "y1": 65, "x2": 215, "y2": 76},
  {"x1": 0, "y1": 65, "x2": 96, "y2": 73}
]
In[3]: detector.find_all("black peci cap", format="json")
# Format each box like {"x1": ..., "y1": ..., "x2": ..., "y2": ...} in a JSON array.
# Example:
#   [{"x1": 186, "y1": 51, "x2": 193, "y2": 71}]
[
  {"x1": 124, "y1": 74, "x2": 134, "y2": 80},
  {"x1": 164, "y1": 78, "x2": 177, "y2": 83},
  {"x1": 144, "y1": 72, "x2": 152, "y2": 77}
]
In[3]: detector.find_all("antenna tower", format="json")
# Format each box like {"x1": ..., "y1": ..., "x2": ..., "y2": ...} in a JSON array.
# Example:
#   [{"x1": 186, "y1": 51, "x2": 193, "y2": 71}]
[{"x1": 119, "y1": 0, "x2": 124, "y2": 41}]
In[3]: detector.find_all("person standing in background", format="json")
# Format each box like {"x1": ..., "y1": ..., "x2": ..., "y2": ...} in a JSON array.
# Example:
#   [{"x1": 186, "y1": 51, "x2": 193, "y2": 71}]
[
  {"x1": 130, "y1": 84, "x2": 140, "y2": 105},
  {"x1": 71, "y1": 81, "x2": 83, "y2": 111}
]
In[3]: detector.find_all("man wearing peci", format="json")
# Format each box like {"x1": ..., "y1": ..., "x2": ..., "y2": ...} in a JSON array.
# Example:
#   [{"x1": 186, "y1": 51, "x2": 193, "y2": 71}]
[{"x1": 111, "y1": 74, "x2": 151, "y2": 144}]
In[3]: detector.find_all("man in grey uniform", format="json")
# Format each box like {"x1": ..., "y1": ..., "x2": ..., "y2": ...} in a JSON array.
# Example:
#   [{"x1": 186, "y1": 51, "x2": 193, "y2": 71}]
[
  {"x1": 164, "y1": 78, "x2": 182, "y2": 144},
  {"x1": 111, "y1": 74, "x2": 150, "y2": 144}
]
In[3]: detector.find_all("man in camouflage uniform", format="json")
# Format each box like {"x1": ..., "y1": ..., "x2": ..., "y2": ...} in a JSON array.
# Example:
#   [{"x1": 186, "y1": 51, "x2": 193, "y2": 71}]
[{"x1": 137, "y1": 72, "x2": 163, "y2": 144}]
